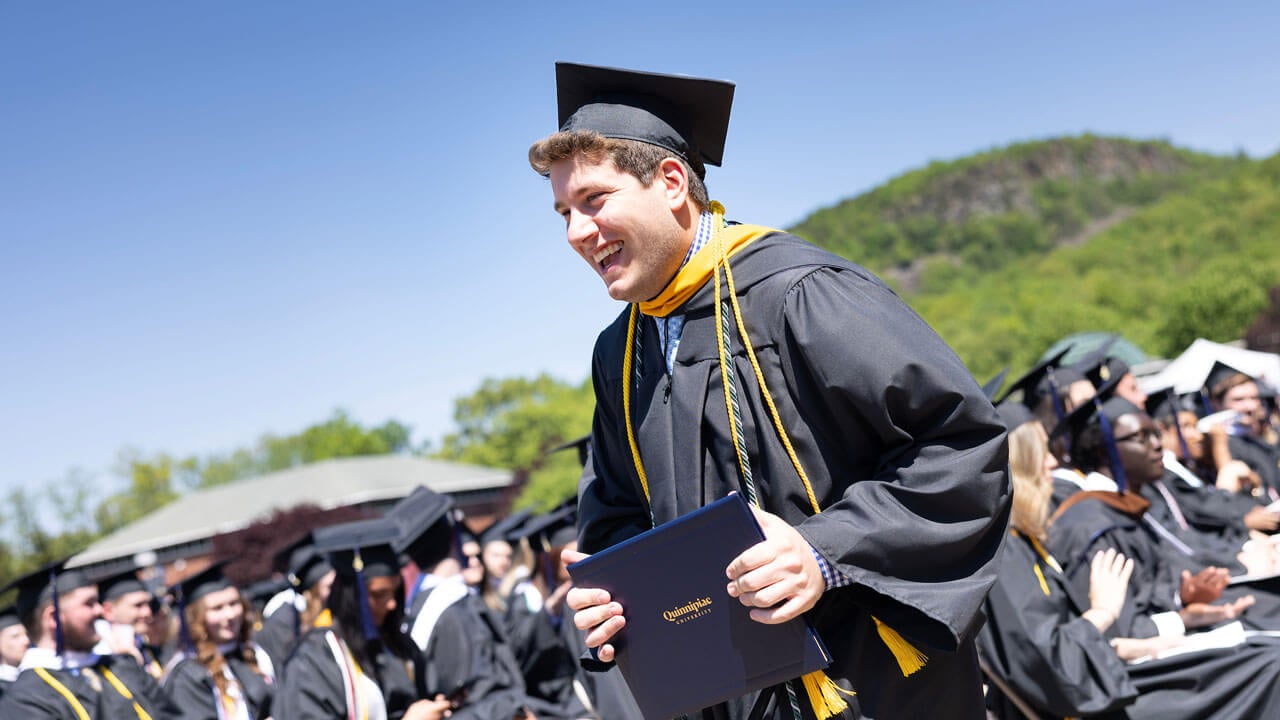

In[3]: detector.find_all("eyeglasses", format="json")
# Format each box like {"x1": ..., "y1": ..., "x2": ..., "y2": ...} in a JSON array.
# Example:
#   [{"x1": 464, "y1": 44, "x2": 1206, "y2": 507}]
[{"x1": 1114, "y1": 428, "x2": 1161, "y2": 446}]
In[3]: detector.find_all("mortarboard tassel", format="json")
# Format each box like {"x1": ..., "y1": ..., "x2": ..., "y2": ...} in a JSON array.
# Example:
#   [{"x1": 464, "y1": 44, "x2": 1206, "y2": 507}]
[
  {"x1": 50, "y1": 566, "x2": 65, "y2": 656},
  {"x1": 1167, "y1": 389, "x2": 1192, "y2": 461},
  {"x1": 1198, "y1": 390, "x2": 1213, "y2": 419},
  {"x1": 352, "y1": 548, "x2": 379, "y2": 641},
  {"x1": 1095, "y1": 399, "x2": 1128, "y2": 492},
  {"x1": 801, "y1": 669, "x2": 856, "y2": 719},
  {"x1": 176, "y1": 584, "x2": 193, "y2": 652},
  {"x1": 873, "y1": 616, "x2": 928, "y2": 676}
]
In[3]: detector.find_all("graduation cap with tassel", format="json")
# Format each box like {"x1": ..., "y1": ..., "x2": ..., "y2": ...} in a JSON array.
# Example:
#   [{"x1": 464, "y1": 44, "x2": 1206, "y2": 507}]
[
  {"x1": 1145, "y1": 386, "x2": 1196, "y2": 461},
  {"x1": 313, "y1": 518, "x2": 401, "y2": 642},
  {"x1": 0, "y1": 559, "x2": 93, "y2": 656},
  {"x1": 1051, "y1": 375, "x2": 1137, "y2": 491},
  {"x1": 172, "y1": 560, "x2": 235, "y2": 652}
]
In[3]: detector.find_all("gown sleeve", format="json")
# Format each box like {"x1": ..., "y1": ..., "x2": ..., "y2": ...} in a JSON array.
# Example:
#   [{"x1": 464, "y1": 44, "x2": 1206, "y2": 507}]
[
  {"x1": 276, "y1": 631, "x2": 349, "y2": 719},
  {"x1": 778, "y1": 266, "x2": 1011, "y2": 651}
]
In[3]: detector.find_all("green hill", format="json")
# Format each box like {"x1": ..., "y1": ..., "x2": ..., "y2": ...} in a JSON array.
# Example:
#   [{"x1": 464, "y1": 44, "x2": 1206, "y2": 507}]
[{"x1": 789, "y1": 136, "x2": 1280, "y2": 380}]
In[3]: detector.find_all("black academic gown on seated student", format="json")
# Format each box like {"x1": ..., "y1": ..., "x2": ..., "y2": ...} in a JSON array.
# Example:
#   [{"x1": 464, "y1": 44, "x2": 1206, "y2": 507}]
[
  {"x1": 980, "y1": 530, "x2": 1280, "y2": 719},
  {"x1": 163, "y1": 651, "x2": 274, "y2": 720},
  {"x1": 503, "y1": 589, "x2": 592, "y2": 717},
  {"x1": 1048, "y1": 492, "x2": 1280, "y2": 635},
  {"x1": 276, "y1": 624, "x2": 418, "y2": 720},
  {"x1": 406, "y1": 581, "x2": 576, "y2": 720},
  {"x1": 0, "y1": 653, "x2": 179, "y2": 719},
  {"x1": 254, "y1": 602, "x2": 301, "y2": 678},
  {"x1": 580, "y1": 231, "x2": 1011, "y2": 719},
  {"x1": 1157, "y1": 458, "x2": 1261, "y2": 538}
]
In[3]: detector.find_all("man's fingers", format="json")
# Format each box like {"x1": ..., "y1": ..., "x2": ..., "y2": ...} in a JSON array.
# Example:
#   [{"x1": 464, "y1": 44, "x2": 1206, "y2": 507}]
[
  {"x1": 726, "y1": 541, "x2": 776, "y2": 582},
  {"x1": 748, "y1": 595, "x2": 807, "y2": 625},
  {"x1": 582, "y1": 613, "x2": 626, "y2": 648},
  {"x1": 566, "y1": 586, "x2": 611, "y2": 612}
]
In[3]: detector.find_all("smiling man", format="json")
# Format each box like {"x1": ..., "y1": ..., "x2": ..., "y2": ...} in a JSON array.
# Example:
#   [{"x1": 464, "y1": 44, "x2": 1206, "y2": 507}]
[{"x1": 529, "y1": 63, "x2": 1010, "y2": 719}]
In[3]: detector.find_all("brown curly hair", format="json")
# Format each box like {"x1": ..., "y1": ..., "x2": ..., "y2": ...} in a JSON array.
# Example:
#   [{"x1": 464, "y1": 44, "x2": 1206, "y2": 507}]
[
  {"x1": 185, "y1": 589, "x2": 264, "y2": 711},
  {"x1": 528, "y1": 131, "x2": 709, "y2": 211}
]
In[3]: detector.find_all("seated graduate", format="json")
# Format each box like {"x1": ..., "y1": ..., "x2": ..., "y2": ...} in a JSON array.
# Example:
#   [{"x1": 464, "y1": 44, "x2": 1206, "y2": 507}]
[
  {"x1": 278, "y1": 516, "x2": 450, "y2": 720},
  {"x1": 994, "y1": 349, "x2": 1099, "y2": 509},
  {"x1": 979, "y1": 402, "x2": 1280, "y2": 719},
  {"x1": 0, "y1": 560, "x2": 178, "y2": 719},
  {"x1": 501, "y1": 502, "x2": 592, "y2": 717},
  {"x1": 0, "y1": 604, "x2": 30, "y2": 697},
  {"x1": 1205, "y1": 361, "x2": 1280, "y2": 502},
  {"x1": 255, "y1": 531, "x2": 335, "y2": 677},
  {"x1": 92, "y1": 567, "x2": 163, "y2": 679},
  {"x1": 1045, "y1": 378, "x2": 1280, "y2": 636},
  {"x1": 1146, "y1": 387, "x2": 1280, "y2": 540},
  {"x1": 390, "y1": 486, "x2": 570, "y2": 720},
  {"x1": 162, "y1": 562, "x2": 275, "y2": 719}
]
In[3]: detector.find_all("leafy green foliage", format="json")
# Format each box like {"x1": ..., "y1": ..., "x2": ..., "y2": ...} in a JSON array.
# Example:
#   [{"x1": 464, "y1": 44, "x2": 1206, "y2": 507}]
[{"x1": 434, "y1": 374, "x2": 594, "y2": 511}]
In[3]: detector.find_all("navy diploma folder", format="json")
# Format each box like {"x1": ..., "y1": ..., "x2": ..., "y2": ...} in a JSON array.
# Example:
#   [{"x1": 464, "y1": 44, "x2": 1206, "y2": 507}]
[{"x1": 567, "y1": 494, "x2": 831, "y2": 719}]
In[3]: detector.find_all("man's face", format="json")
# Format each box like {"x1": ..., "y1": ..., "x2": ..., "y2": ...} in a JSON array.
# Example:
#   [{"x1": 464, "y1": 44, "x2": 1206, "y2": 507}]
[
  {"x1": 104, "y1": 590, "x2": 153, "y2": 635},
  {"x1": 482, "y1": 540, "x2": 512, "y2": 580},
  {"x1": 550, "y1": 154, "x2": 690, "y2": 303},
  {"x1": 0, "y1": 623, "x2": 29, "y2": 666},
  {"x1": 1112, "y1": 413, "x2": 1165, "y2": 487},
  {"x1": 58, "y1": 586, "x2": 102, "y2": 652},
  {"x1": 1221, "y1": 381, "x2": 1262, "y2": 431}
]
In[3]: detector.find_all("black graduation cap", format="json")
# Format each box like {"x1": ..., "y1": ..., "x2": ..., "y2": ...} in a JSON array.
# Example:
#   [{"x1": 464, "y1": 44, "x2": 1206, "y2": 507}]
[
  {"x1": 994, "y1": 401, "x2": 1036, "y2": 432},
  {"x1": 555, "y1": 62, "x2": 735, "y2": 178},
  {"x1": 0, "y1": 559, "x2": 94, "y2": 654},
  {"x1": 1204, "y1": 360, "x2": 1253, "y2": 397},
  {"x1": 995, "y1": 347, "x2": 1083, "y2": 420},
  {"x1": 980, "y1": 368, "x2": 1010, "y2": 403},
  {"x1": 174, "y1": 560, "x2": 234, "y2": 606},
  {"x1": 0, "y1": 603, "x2": 22, "y2": 633},
  {"x1": 387, "y1": 485, "x2": 455, "y2": 555},
  {"x1": 548, "y1": 434, "x2": 592, "y2": 468},
  {"x1": 245, "y1": 576, "x2": 291, "y2": 615},
  {"x1": 273, "y1": 531, "x2": 334, "y2": 592},
  {"x1": 1050, "y1": 376, "x2": 1140, "y2": 490},
  {"x1": 514, "y1": 500, "x2": 579, "y2": 551},
  {"x1": 480, "y1": 508, "x2": 534, "y2": 546},
  {"x1": 1070, "y1": 335, "x2": 1131, "y2": 388},
  {"x1": 95, "y1": 566, "x2": 148, "y2": 603},
  {"x1": 314, "y1": 518, "x2": 402, "y2": 580},
  {"x1": 313, "y1": 517, "x2": 401, "y2": 640}
]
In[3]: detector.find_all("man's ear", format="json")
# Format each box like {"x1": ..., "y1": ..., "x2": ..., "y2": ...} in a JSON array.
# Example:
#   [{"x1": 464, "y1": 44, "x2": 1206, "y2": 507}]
[{"x1": 656, "y1": 157, "x2": 691, "y2": 210}]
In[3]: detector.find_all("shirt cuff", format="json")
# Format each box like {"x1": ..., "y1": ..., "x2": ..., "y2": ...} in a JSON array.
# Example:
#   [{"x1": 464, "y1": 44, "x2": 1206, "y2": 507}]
[
  {"x1": 811, "y1": 546, "x2": 853, "y2": 590},
  {"x1": 1150, "y1": 611, "x2": 1187, "y2": 638}
]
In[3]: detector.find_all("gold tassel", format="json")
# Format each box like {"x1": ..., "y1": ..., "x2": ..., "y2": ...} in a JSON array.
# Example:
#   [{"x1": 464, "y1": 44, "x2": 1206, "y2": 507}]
[
  {"x1": 873, "y1": 616, "x2": 928, "y2": 676},
  {"x1": 801, "y1": 670, "x2": 855, "y2": 719}
]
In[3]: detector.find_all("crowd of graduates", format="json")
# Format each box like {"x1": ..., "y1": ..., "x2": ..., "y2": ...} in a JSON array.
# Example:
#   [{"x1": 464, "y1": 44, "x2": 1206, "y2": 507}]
[
  {"x1": 0, "y1": 457, "x2": 639, "y2": 719},
  {"x1": 979, "y1": 340, "x2": 1280, "y2": 719},
  {"x1": 4, "y1": 337, "x2": 1280, "y2": 719}
]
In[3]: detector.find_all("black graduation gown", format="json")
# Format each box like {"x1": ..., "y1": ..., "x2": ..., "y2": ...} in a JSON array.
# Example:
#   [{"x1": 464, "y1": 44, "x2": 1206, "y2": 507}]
[
  {"x1": 1139, "y1": 478, "x2": 1249, "y2": 573},
  {"x1": 1228, "y1": 434, "x2": 1280, "y2": 500},
  {"x1": 1156, "y1": 460, "x2": 1260, "y2": 538},
  {"x1": 1047, "y1": 493, "x2": 1280, "y2": 634},
  {"x1": 407, "y1": 584, "x2": 552, "y2": 720},
  {"x1": 502, "y1": 591, "x2": 590, "y2": 715},
  {"x1": 163, "y1": 652, "x2": 274, "y2": 720},
  {"x1": 580, "y1": 232, "x2": 1011, "y2": 719},
  {"x1": 0, "y1": 654, "x2": 179, "y2": 719},
  {"x1": 277, "y1": 627, "x2": 417, "y2": 720},
  {"x1": 558, "y1": 601, "x2": 643, "y2": 720},
  {"x1": 980, "y1": 531, "x2": 1280, "y2": 719},
  {"x1": 254, "y1": 602, "x2": 301, "y2": 677}
]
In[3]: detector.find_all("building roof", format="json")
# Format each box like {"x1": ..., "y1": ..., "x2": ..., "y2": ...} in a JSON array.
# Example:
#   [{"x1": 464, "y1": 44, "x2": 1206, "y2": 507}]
[{"x1": 68, "y1": 455, "x2": 513, "y2": 568}]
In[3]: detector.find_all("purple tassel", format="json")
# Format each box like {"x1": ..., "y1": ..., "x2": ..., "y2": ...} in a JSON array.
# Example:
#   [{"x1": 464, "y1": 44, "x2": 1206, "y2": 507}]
[
  {"x1": 50, "y1": 567, "x2": 64, "y2": 656},
  {"x1": 1096, "y1": 398, "x2": 1128, "y2": 492},
  {"x1": 1167, "y1": 389, "x2": 1192, "y2": 461},
  {"x1": 353, "y1": 548, "x2": 379, "y2": 641}
]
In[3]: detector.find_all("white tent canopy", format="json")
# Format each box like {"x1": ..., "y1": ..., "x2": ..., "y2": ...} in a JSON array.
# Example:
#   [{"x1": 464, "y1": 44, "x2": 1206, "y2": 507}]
[{"x1": 1137, "y1": 338, "x2": 1280, "y2": 395}]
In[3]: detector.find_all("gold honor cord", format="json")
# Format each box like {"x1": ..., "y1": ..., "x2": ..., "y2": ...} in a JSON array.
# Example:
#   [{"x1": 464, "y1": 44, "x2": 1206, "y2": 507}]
[
  {"x1": 1012, "y1": 529, "x2": 1060, "y2": 597},
  {"x1": 34, "y1": 666, "x2": 153, "y2": 720},
  {"x1": 624, "y1": 202, "x2": 945, "y2": 719}
]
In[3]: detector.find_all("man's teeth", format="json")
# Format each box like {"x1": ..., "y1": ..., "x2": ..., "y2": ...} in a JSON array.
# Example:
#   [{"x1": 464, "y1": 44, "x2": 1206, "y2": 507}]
[{"x1": 594, "y1": 244, "x2": 621, "y2": 263}]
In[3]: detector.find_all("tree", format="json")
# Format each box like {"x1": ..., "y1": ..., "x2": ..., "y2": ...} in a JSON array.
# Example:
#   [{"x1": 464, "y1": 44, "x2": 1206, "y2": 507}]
[{"x1": 435, "y1": 374, "x2": 594, "y2": 510}]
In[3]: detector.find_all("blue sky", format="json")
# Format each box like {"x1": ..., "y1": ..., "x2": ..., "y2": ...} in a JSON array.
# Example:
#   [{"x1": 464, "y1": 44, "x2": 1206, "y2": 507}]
[{"x1": 3, "y1": 1, "x2": 1278, "y2": 507}]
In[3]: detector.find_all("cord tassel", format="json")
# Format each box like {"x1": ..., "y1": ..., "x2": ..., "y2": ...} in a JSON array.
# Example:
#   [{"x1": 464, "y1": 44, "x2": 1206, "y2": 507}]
[
  {"x1": 801, "y1": 670, "x2": 855, "y2": 719},
  {"x1": 873, "y1": 617, "x2": 927, "y2": 676}
]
